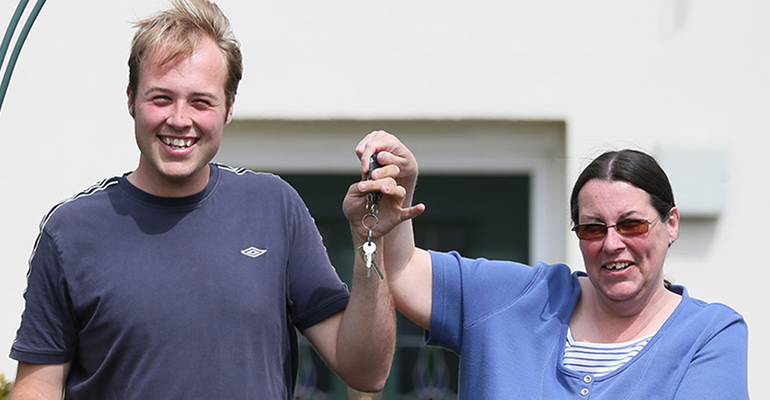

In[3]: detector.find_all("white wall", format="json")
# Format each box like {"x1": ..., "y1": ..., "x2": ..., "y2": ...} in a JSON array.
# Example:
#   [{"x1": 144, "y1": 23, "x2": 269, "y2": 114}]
[{"x1": 1, "y1": 0, "x2": 767, "y2": 396}]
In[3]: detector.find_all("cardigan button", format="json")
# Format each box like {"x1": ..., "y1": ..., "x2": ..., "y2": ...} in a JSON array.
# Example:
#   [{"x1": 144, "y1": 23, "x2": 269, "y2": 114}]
[
  {"x1": 583, "y1": 375, "x2": 593, "y2": 384},
  {"x1": 581, "y1": 388, "x2": 590, "y2": 396}
]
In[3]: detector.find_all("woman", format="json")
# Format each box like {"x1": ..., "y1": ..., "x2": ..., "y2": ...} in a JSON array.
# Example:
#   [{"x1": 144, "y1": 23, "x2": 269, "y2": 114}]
[{"x1": 344, "y1": 131, "x2": 749, "y2": 399}]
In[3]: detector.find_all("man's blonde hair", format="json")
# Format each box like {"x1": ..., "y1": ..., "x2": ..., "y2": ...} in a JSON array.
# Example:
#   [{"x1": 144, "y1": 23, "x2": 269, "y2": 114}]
[{"x1": 128, "y1": 0, "x2": 242, "y2": 109}]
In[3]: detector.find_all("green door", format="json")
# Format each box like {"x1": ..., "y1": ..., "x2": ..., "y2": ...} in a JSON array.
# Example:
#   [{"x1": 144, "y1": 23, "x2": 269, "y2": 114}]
[{"x1": 283, "y1": 173, "x2": 529, "y2": 399}]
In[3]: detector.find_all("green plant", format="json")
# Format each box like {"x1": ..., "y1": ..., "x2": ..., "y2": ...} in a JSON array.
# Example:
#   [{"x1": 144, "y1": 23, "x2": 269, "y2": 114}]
[{"x1": 0, "y1": 373, "x2": 13, "y2": 400}]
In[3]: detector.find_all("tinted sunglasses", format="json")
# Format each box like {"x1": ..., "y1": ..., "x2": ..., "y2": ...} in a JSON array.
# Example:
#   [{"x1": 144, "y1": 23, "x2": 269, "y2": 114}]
[{"x1": 572, "y1": 215, "x2": 662, "y2": 240}]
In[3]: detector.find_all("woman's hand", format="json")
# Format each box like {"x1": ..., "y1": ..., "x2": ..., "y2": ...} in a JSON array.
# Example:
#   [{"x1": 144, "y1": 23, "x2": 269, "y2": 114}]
[
  {"x1": 343, "y1": 166, "x2": 424, "y2": 245},
  {"x1": 355, "y1": 130, "x2": 419, "y2": 201}
]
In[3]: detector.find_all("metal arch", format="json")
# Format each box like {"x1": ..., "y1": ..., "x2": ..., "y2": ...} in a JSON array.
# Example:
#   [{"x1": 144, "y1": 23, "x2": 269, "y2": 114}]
[{"x1": 0, "y1": 0, "x2": 48, "y2": 115}]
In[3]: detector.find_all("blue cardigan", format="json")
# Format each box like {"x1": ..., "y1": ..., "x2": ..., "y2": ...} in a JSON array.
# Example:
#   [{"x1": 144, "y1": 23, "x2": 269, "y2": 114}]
[{"x1": 427, "y1": 251, "x2": 749, "y2": 399}]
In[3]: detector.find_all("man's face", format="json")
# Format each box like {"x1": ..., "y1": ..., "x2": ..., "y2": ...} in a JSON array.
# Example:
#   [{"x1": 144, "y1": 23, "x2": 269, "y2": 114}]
[{"x1": 127, "y1": 36, "x2": 233, "y2": 197}]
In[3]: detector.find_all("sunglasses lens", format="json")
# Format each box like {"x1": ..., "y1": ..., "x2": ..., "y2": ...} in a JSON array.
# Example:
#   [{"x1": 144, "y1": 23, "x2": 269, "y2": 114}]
[
  {"x1": 575, "y1": 224, "x2": 607, "y2": 240},
  {"x1": 616, "y1": 219, "x2": 649, "y2": 236},
  {"x1": 574, "y1": 218, "x2": 654, "y2": 240}
]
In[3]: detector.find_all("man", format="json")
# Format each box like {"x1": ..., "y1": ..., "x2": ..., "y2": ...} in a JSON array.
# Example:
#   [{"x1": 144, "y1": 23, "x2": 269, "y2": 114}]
[{"x1": 9, "y1": 1, "x2": 395, "y2": 398}]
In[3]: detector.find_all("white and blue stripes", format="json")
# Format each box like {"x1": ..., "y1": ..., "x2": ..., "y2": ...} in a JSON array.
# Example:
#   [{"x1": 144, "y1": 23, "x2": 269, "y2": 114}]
[
  {"x1": 564, "y1": 328, "x2": 653, "y2": 378},
  {"x1": 214, "y1": 163, "x2": 251, "y2": 176},
  {"x1": 27, "y1": 176, "x2": 121, "y2": 269}
]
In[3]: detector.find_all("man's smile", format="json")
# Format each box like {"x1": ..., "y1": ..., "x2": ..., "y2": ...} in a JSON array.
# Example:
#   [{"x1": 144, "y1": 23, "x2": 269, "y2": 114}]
[{"x1": 161, "y1": 136, "x2": 197, "y2": 149}]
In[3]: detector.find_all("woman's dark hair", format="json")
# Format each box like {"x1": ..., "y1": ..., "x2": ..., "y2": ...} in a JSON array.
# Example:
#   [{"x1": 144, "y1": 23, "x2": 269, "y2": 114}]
[{"x1": 570, "y1": 149, "x2": 676, "y2": 225}]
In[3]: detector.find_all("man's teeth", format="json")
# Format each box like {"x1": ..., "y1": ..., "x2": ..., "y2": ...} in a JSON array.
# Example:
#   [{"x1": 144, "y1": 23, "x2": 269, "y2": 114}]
[
  {"x1": 605, "y1": 262, "x2": 631, "y2": 271},
  {"x1": 162, "y1": 137, "x2": 194, "y2": 148}
]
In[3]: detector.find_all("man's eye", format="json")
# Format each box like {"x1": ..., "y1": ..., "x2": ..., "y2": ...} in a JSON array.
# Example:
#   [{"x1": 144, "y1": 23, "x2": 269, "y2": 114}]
[
  {"x1": 152, "y1": 96, "x2": 172, "y2": 105},
  {"x1": 192, "y1": 99, "x2": 212, "y2": 109}
]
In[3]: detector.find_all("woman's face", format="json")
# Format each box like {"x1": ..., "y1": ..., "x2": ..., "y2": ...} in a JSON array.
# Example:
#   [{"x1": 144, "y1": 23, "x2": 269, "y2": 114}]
[{"x1": 576, "y1": 179, "x2": 679, "y2": 305}]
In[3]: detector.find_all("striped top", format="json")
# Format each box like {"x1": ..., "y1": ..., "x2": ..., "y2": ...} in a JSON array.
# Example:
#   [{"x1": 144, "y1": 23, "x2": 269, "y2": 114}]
[{"x1": 564, "y1": 328, "x2": 653, "y2": 377}]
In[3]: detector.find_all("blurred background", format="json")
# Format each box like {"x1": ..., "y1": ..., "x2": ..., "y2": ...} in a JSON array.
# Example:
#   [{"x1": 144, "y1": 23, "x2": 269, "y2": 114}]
[{"x1": 1, "y1": 0, "x2": 767, "y2": 398}]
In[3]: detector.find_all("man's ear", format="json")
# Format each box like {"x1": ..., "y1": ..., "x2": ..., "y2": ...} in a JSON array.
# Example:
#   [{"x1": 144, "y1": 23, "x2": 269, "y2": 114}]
[
  {"x1": 127, "y1": 86, "x2": 135, "y2": 118},
  {"x1": 224, "y1": 95, "x2": 235, "y2": 125}
]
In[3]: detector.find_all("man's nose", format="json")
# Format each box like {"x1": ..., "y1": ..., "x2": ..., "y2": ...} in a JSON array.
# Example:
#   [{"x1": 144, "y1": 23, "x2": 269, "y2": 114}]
[{"x1": 166, "y1": 103, "x2": 192, "y2": 128}]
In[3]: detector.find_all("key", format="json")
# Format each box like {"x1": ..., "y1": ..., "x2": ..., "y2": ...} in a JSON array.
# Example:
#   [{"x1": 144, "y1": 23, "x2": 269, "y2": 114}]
[
  {"x1": 357, "y1": 243, "x2": 372, "y2": 278},
  {"x1": 362, "y1": 241, "x2": 375, "y2": 278},
  {"x1": 359, "y1": 241, "x2": 384, "y2": 279}
]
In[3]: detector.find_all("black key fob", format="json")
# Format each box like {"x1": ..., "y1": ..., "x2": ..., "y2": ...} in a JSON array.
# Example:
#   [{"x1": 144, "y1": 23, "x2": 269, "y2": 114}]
[{"x1": 366, "y1": 153, "x2": 381, "y2": 181}]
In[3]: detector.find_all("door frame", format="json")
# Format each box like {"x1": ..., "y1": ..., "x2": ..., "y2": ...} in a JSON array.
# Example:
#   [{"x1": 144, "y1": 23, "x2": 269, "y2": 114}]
[{"x1": 215, "y1": 119, "x2": 567, "y2": 265}]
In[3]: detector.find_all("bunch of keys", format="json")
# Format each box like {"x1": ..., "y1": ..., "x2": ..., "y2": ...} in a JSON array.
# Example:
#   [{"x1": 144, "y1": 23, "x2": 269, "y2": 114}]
[{"x1": 358, "y1": 154, "x2": 385, "y2": 279}]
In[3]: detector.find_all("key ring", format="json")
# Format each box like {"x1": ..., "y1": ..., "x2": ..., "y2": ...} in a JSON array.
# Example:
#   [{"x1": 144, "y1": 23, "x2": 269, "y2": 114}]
[{"x1": 362, "y1": 213, "x2": 379, "y2": 243}]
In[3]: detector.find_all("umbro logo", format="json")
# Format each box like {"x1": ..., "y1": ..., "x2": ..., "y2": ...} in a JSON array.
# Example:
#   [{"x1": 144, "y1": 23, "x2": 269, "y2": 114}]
[{"x1": 241, "y1": 246, "x2": 267, "y2": 258}]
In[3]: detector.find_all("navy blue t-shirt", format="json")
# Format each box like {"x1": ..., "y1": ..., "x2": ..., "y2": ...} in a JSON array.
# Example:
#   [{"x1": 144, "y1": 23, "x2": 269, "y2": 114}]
[{"x1": 11, "y1": 164, "x2": 350, "y2": 399}]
